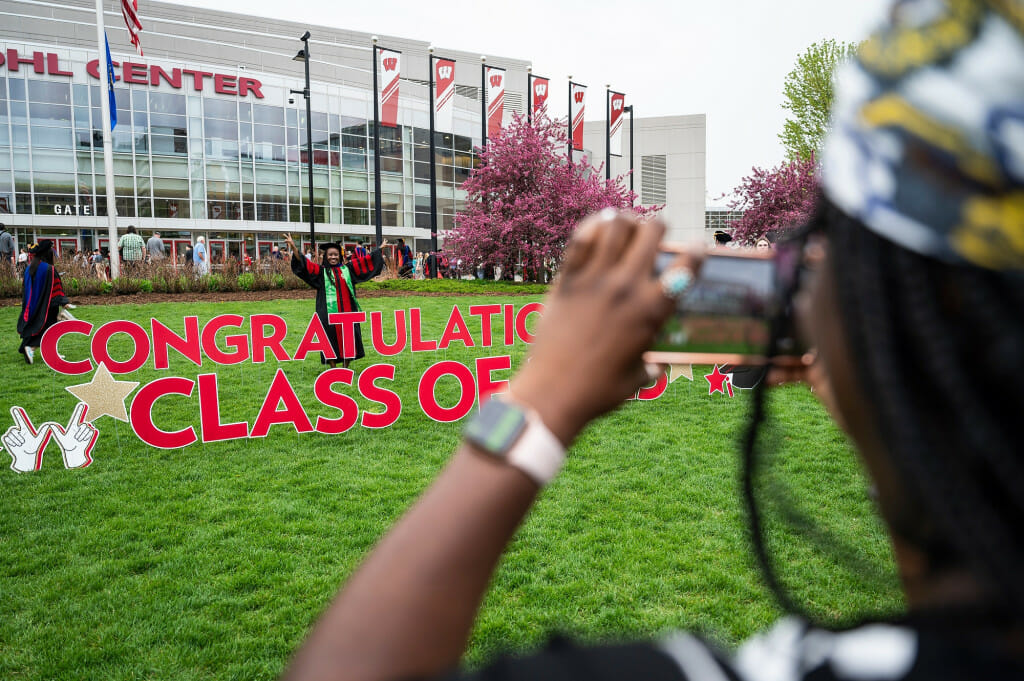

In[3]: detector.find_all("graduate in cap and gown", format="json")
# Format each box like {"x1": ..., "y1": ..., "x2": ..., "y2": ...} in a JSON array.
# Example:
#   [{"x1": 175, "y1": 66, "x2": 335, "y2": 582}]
[
  {"x1": 284, "y1": 233, "x2": 387, "y2": 368},
  {"x1": 17, "y1": 240, "x2": 71, "y2": 364}
]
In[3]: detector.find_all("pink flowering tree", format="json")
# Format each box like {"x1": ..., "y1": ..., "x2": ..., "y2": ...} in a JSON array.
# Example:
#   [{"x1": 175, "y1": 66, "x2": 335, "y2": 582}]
[
  {"x1": 728, "y1": 156, "x2": 817, "y2": 245},
  {"x1": 446, "y1": 113, "x2": 653, "y2": 281}
]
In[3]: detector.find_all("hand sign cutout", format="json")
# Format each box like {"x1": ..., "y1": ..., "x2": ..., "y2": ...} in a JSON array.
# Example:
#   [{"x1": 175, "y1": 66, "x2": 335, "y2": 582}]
[
  {"x1": 2, "y1": 403, "x2": 99, "y2": 473},
  {"x1": 48, "y1": 403, "x2": 99, "y2": 469},
  {"x1": 2, "y1": 407, "x2": 53, "y2": 473}
]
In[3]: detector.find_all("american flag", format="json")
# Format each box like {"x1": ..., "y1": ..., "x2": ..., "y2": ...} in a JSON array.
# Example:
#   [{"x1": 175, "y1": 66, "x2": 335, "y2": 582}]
[{"x1": 121, "y1": 0, "x2": 143, "y2": 56}]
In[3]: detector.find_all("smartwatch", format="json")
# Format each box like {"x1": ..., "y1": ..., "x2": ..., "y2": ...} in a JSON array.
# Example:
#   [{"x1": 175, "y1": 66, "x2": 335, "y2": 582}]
[{"x1": 463, "y1": 396, "x2": 566, "y2": 486}]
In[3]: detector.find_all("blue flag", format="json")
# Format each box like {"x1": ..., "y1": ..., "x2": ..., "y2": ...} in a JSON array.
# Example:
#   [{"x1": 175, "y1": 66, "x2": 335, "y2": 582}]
[{"x1": 104, "y1": 33, "x2": 117, "y2": 130}]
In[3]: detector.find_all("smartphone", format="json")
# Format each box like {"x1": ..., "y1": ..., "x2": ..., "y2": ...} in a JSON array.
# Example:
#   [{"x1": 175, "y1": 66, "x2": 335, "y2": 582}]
[{"x1": 644, "y1": 246, "x2": 804, "y2": 367}]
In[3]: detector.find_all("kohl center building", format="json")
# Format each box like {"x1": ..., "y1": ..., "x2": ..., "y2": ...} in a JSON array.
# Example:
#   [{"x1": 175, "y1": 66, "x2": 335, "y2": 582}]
[{"x1": 0, "y1": 0, "x2": 706, "y2": 262}]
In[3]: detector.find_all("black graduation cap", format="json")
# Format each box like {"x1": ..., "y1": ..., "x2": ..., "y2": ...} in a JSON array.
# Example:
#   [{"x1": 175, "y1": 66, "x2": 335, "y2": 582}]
[{"x1": 29, "y1": 240, "x2": 53, "y2": 257}]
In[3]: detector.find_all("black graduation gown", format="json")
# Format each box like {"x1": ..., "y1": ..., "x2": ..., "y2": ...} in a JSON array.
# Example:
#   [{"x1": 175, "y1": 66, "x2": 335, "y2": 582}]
[
  {"x1": 18, "y1": 260, "x2": 70, "y2": 351},
  {"x1": 291, "y1": 250, "x2": 384, "y2": 363}
]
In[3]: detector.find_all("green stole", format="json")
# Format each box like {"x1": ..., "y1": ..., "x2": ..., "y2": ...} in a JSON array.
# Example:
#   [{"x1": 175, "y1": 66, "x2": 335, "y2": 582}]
[{"x1": 324, "y1": 265, "x2": 359, "y2": 314}]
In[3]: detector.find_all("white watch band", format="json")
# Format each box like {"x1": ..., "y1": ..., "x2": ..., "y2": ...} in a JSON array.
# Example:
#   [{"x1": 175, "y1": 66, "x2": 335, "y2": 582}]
[{"x1": 506, "y1": 408, "x2": 567, "y2": 486}]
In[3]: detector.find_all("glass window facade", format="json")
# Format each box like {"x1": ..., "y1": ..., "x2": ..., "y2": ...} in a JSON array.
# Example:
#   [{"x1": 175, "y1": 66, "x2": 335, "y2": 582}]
[{"x1": 0, "y1": 63, "x2": 478, "y2": 234}]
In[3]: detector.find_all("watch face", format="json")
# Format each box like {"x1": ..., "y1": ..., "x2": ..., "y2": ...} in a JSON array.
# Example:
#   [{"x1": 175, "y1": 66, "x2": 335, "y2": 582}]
[{"x1": 464, "y1": 399, "x2": 527, "y2": 457}]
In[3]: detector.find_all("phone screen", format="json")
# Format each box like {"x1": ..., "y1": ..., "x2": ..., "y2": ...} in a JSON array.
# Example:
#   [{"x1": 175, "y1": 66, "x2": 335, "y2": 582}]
[{"x1": 648, "y1": 252, "x2": 786, "y2": 363}]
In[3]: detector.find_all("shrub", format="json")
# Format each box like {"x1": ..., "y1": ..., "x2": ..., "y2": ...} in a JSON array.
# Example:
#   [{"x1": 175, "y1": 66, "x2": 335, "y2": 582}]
[
  {"x1": 0, "y1": 255, "x2": 546, "y2": 299},
  {"x1": 206, "y1": 274, "x2": 225, "y2": 292},
  {"x1": 112, "y1": 278, "x2": 142, "y2": 295},
  {"x1": 0, "y1": 274, "x2": 20, "y2": 298}
]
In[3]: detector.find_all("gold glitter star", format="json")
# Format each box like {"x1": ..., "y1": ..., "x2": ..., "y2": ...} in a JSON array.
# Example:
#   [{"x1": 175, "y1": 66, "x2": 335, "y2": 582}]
[
  {"x1": 670, "y1": 364, "x2": 694, "y2": 383},
  {"x1": 65, "y1": 362, "x2": 139, "y2": 423}
]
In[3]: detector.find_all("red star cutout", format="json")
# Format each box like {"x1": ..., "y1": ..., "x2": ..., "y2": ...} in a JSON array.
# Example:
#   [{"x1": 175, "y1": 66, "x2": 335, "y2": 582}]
[{"x1": 705, "y1": 365, "x2": 734, "y2": 397}]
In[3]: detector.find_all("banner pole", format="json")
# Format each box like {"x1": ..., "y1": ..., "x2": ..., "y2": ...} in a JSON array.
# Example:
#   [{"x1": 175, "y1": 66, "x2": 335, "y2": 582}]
[
  {"x1": 371, "y1": 38, "x2": 383, "y2": 247},
  {"x1": 480, "y1": 57, "x2": 487, "y2": 153},
  {"x1": 527, "y1": 69, "x2": 533, "y2": 125},
  {"x1": 429, "y1": 50, "x2": 438, "y2": 255},
  {"x1": 627, "y1": 105, "x2": 635, "y2": 201},
  {"x1": 567, "y1": 77, "x2": 573, "y2": 162},
  {"x1": 94, "y1": 0, "x2": 119, "y2": 279},
  {"x1": 606, "y1": 87, "x2": 611, "y2": 181}
]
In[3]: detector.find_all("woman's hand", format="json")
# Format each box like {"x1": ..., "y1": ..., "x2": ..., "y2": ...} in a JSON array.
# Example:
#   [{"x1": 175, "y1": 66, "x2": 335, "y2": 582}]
[
  {"x1": 283, "y1": 233, "x2": 296, "y2": 255},
  {"x1": 511, "y1": 211, "x2": 696, "y2": 446}
]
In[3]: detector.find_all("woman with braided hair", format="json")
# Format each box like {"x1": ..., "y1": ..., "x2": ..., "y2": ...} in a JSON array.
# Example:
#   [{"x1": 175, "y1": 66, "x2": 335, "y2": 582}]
[{"x1": 282, "y1": 3, "x2": 1024, "y2": 680}]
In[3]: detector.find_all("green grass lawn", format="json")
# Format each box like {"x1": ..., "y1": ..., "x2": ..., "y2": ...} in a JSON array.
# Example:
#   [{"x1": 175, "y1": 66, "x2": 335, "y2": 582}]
[{"x1": 0, "y1": 295, "x2": 903, "y2": 680}]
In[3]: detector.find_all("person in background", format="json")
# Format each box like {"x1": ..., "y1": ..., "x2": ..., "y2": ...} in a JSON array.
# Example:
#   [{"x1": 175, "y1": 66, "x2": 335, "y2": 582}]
[
  {"x1": 147, "y1": 231, "x2": 165, "y2": 261},
  {"x1": 183, "y1": 241, "x2": 194, "y2": 272},
  {"x1": 355, "y1": 242, "x2": 369, "y2": 257},
  {"x1": 423, "y1": 251, "x2": 446, "y2": 279},
  {"x1": 396, "y1": 238, "x2": 414, "y2": 278},
  {"x1": 0, "y1": 223, "x2": 15, "y2": 274},
  {"x1": 17, "y1": 247, "x2": 29, "y2": 279},
  {"x1": 282, "y1": 4, "x2": 1024, "y2": 680},
  {"x1": 17, "y1": 240, "x2": 70, "y2": 365},
  {"x1": 117, "y1": 225, "x2": 145, "y2": 271},
  {"x1": 413, "y1": 252, "x2": 423, "y2": 280},
  {"x1": 193, "y1": 236, "x2": 209, "y2": 275},
  {"x1": 90, "y1": 248, "x2": 107, "y2": 282}
]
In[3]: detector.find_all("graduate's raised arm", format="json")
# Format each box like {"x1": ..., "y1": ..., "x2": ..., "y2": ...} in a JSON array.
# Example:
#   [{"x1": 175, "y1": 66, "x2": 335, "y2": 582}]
[{"x1": 285, "y1": 233, "x2": 320, "y2": 284}]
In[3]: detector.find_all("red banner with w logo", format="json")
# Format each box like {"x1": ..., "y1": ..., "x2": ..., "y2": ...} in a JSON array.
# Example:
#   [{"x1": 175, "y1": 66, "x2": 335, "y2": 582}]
[
  {"x1": 378, "y1": 49, "x2": 401, "y2": 128},
  {"x1": 434, "y1": 58, "x2": 456, "y2": 134},
  {"x1": 570, "y1": 83, "x2": 587, "y2": 151},
  {"x1": 486, "y1": 66, "x2": 506, "y2": 140},
  {"x1": 530, "y1": 76, "x2": 549, "y2": 118},
  {"x1": 609, "y1": 91, "x2": 625, "y2": 157}
]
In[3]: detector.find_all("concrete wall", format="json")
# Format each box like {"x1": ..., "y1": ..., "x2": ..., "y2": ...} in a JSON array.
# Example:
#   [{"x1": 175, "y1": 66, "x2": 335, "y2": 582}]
[{"x1": 581, "y1": 113, "x2": 706, "y2": 245}]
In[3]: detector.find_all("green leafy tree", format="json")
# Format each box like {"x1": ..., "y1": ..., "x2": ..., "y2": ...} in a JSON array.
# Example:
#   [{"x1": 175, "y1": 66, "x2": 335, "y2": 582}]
[{"x1": 779, "y1": 39, "x2": 858, "y2": 161}]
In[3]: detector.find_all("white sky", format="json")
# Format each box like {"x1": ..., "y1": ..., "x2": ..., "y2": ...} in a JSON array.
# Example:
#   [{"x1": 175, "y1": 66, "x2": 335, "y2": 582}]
[{"x1": 182, "y1": 0, "x2": 890, "y2": 205}]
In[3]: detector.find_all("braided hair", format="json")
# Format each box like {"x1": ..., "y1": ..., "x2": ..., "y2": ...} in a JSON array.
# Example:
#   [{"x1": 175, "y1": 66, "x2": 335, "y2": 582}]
[{"x1": 743, "y1": 196, "x2": 1024, "y2": 625}]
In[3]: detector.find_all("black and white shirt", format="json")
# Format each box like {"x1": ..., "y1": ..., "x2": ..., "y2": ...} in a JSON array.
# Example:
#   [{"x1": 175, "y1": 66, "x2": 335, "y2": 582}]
[{"x1": 442, "y1": 617, "x2": 1021, "y2": 680}]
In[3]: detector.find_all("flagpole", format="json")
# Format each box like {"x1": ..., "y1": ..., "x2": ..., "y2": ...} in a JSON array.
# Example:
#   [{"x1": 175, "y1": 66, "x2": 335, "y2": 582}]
[
  {"x1": 94, "y1": 0, "x2": 119, "y2": 279},
  {"x1": 371, "y1": 37, "x2": 383, "y2": 247},
  {"x1": 428, "y1": 48, "x2": 438, "y2": 255}
]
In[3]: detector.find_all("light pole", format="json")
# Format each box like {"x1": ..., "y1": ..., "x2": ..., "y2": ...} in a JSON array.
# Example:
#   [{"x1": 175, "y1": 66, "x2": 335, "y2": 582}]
[
  {"x1": 291, "y1": 31, "x2": 315, "y2": 248},
  {"x1": 429, "y1": 47, "x2": 438, "y2": 255}
]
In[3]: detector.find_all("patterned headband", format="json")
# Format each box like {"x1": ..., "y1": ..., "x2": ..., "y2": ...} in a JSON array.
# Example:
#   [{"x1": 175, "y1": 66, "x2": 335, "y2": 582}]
[{"x1": 822, "y1": 0, "x2": 1024, "y2": 271}]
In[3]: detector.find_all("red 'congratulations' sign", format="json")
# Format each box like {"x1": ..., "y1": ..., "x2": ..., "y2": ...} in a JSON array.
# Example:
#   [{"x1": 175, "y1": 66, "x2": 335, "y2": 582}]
[{"x1": 33, "y1": 304, "x2": 668, "y2": 451}]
